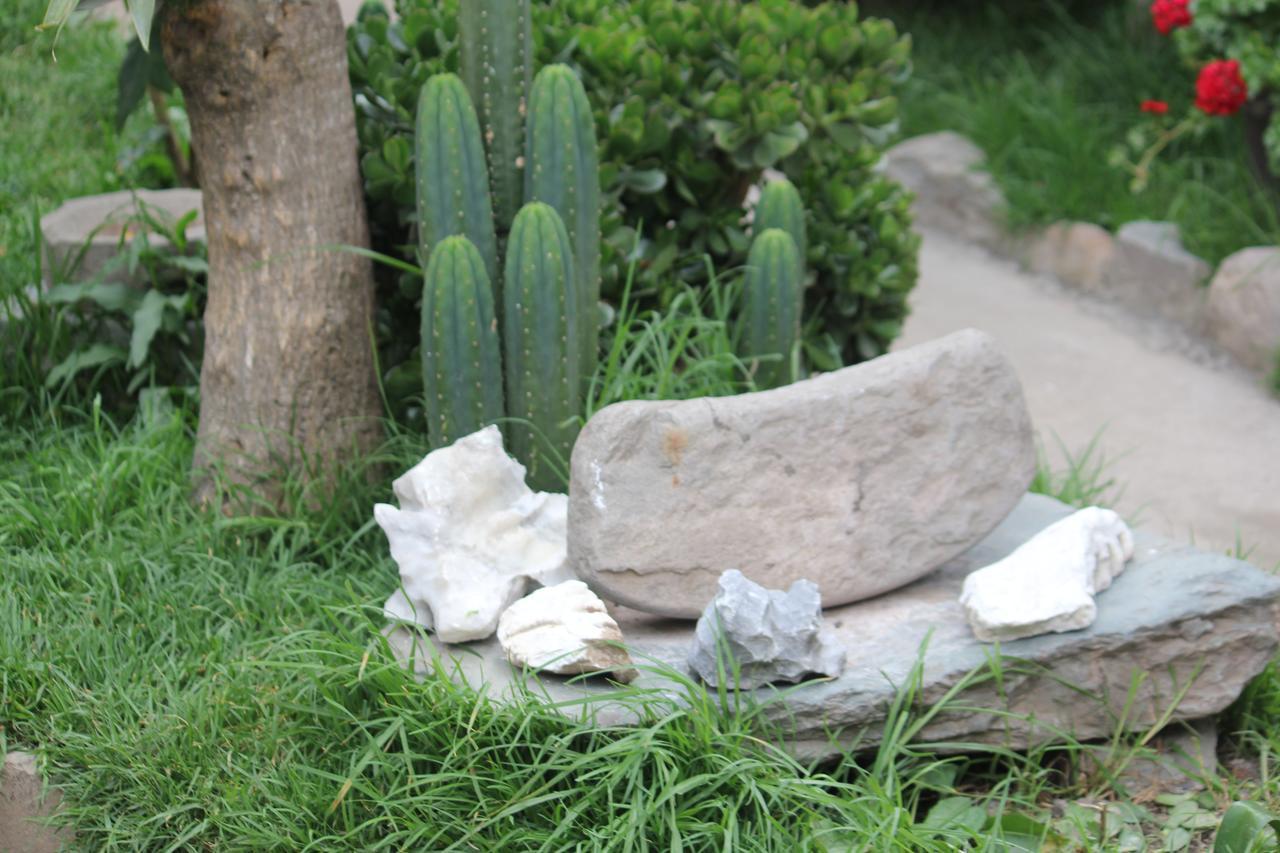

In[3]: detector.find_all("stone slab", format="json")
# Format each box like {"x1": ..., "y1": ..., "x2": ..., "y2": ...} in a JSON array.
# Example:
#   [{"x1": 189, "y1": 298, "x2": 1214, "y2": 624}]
[
  {"x1": 568, "y1": 329, "x2": 1035, "y2": 618},
  {"x1": 388, "y1": 494, "x2": 1280, "y2": 761},
  {"x1": 40, "y1": 189, "x2": 205, "y2": 289}
]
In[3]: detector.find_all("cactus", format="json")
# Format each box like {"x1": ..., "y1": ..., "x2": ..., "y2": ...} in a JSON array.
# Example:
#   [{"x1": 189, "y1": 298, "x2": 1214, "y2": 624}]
[
  {"x1": 502, "y1": 202, "x2": 580, "y2": 490},
  {"x1": 524, "y1": 64, "x2": 601, "y2": 390},
  {"x1": 753, "y1": 177, "x2": 807, "y2": 262},
  {"x1": 459, "y1": 0, "x2": 533, "y2": 232},
  {"x1": 421, "y1": 235, "x2": 505, "y2": 447},
  {"x1": 415, "y1": 74, "x2": 499, "y2": 287},
  {"x1": 739, "y1": 229, "x2": 803, "y2": 390}
]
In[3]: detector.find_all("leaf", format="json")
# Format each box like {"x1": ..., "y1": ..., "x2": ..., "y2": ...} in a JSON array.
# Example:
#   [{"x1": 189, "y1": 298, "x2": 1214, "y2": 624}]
[
  {"x1": 125, "y1": 0, "x2": 156, "y2": 50},
  {"x1": 620, "y1": 168, "x2": 667, "y2": 194},
  {"x1": 922, "y1": 796, "x2": 986, "y2": 833},
  {"x1": 1214, "y1": 802, "x2": 1280, "y2": 853},
  {"x1": 46, "y1": 281, "x2": 135, "y2": 313},
  {"x1": 45, "y1": 344, "x2": 126, "y2": 389},
  {"x1": 40, "y1": 0, "x2": 79, "y2": 31},
  {"x1": 163, "y1": 255, "x2": 208, "y2": 275},
  {"x1": 116, "y1": 38, "x2": 150, "y2": 130},
  {"x1": 129, "y1": 289, "x2": 169, "y2": 369}
]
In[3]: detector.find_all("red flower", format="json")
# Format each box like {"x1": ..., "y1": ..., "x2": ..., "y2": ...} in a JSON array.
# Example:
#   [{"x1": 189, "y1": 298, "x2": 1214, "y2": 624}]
[
  {"x1": 1151, "y1": 0, "x2": 1192, "y2": 35},
  {"x1": 1195, "y1": 60, "x2": 1249, "y2": 116},
  {"x1": 1141, "y1": 99, "x2": 1170, "y2": 114}
]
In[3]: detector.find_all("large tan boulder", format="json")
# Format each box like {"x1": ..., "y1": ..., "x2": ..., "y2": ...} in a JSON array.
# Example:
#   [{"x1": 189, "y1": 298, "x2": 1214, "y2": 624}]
[
  {"x1": 567, "y1": 330, "x2": 1037, "y2": 618},
  {"x1": 1207, "y1": 247, "x2": 1280, "y2": 374}
]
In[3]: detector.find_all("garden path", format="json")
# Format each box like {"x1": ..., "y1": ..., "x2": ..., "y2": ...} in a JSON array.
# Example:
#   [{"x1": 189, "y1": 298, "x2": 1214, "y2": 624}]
[{"x1": 897, "y1": 229, "x2": 1280, "y2": 569}]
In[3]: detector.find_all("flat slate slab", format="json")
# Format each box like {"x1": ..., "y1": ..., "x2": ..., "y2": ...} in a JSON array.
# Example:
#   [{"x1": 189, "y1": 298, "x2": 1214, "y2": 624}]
[{"x1": 388, "y1": 494, "x2": 1280, "y2": 760}]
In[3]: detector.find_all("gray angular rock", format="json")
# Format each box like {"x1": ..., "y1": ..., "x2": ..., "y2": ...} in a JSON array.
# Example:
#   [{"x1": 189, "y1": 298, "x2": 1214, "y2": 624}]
[
  {"x1": 688, "y1": 570, "x2": 845, "y2": 689},
  {"x1": 1207, "y1": 247, "x2": 1280, "y2": 374},
  {"x1": 883, "y1": 131, "x2": 1005, "y2": 248},
  {"x1": 568, "y1": 329, "x2": 1036, "y2": 618},
  {"x1": 40, "y1": 189, "x2": 205, "y2": 289},
  {"x1": 1105, "y1": 220, "x2": 1211, "y2": 333},
  {"x1": 388, "y1": 494, "x2": 1280, "y2": 761}
]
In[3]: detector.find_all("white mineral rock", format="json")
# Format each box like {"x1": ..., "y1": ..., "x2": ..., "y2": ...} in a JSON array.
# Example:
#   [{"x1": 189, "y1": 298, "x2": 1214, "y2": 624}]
[
  {"x1": 496, "y1": 580, "x2": 637, "y2": 682},
  {"x1": 960, "y1": 507, "x2": 1135, "y2": 642},
  {"x1": 374, "y1": 426, "x2": 575, "y2": 643}
]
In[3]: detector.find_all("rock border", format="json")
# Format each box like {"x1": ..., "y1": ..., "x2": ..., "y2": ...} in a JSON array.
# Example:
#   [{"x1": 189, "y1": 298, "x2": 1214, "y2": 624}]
[{"x1": 884, "y1": 131, "x2": 1280, "y2": 386}]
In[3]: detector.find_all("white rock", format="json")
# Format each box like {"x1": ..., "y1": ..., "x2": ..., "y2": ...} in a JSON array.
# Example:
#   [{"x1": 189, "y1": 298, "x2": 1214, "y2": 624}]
[
  {"x1": 959, "y1": 507, "x2": 1135, "y2": 642},
  {"x1": 497, "y1": 581, "x2": 637, "y2": 682},
  {"x1": 374, "y1": 426, "x2": 575, "y2": 643}
]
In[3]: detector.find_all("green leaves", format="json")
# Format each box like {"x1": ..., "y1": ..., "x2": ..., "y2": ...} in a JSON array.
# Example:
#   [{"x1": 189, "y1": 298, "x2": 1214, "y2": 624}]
[
  {"x1": 1215, "y1": 801, "x2": 1280, "y2": 852},
  {"x1": 41, "y1": 0, "x2": 157, "y2": 50}
]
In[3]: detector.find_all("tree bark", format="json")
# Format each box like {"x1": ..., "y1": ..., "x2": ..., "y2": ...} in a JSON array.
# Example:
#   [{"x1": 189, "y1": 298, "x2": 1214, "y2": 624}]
[{"x1": 162, "y1": 0, "x2": 381, "y2": 509}]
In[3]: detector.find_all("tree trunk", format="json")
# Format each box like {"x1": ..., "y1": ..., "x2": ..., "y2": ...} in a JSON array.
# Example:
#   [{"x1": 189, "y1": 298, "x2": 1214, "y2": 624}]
[{"x1": 162, "y1": 0, "x2": 381, "y2": 510}]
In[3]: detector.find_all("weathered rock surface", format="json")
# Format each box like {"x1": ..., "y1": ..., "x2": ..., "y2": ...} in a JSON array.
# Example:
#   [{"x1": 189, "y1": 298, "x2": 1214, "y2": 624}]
[
  {"x1": 960, "y1": 507, "x2": 1135, "y2": 641},
  {"x1": 1207, "y1": 247, "x2": 1280, "y2": 374},
  {"x1": 1023, "y1": 220, "x2": 1211, "y2": 336},
  {"x1": 389, "y1": 494, "x2": 1280, "y2": 760},
  {"x1": 375, "y1": 426, "x2": 574, "y2": 643},
  {"x1": 1025, "y1": 221, "x2": 1117, "y2": 292},
  {"x1": 1, "y1": 751, "x2": 73, "y2": 853},
  {"x1": 883, "y1": 131, "x2": 1005, "y2": 248},
  {"x1": 688, "y1": 570, "x2": 844, "y2": 689},
  {"x1": 1107, "y1": 221, "x2": 1211, "y2": 333},
  {"x1": 568, "y1": 329, "x2": 1036, "y2": 618},
  {"x1": 40, "y1": 189, "x2": 205, "y2": 288},
  {"x1": 497, "y1": 581, "x2": 637, "y2": 682}
]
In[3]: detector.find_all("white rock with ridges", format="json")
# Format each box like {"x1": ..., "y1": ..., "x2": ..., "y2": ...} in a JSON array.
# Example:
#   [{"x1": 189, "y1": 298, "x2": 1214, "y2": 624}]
[
  {"x1": 497, "y1": 581, "x2": 637, "y2": 682},
  {"x1": 374, "y1": 426, "x2": 574, "y2": 643},
  {"x1": 960, "y1": 507, "x2": 1135, "y2": 642}
]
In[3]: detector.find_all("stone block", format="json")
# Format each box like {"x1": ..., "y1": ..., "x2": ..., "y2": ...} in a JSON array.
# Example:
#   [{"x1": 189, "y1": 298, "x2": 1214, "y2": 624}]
[{"x1": 1206, "y1": 246, "x2": 1280, "y2": 374}]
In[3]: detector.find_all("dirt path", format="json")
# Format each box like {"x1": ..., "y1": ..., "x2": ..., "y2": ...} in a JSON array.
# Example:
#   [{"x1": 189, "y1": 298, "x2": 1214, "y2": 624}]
[{"x1": 897, "y1": 229, "x2": 1279, "y2": 568}]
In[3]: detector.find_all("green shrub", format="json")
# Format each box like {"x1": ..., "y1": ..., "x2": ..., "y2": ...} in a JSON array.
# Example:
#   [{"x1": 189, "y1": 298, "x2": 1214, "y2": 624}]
[{"x1": 348, "y1": 0, "x2": 919, "y2": 378}]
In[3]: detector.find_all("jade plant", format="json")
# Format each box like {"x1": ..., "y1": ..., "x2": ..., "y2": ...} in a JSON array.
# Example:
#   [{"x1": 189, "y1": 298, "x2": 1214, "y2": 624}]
[{"x1": 411, "y1": 0, "x2": 601, "y2": 488}]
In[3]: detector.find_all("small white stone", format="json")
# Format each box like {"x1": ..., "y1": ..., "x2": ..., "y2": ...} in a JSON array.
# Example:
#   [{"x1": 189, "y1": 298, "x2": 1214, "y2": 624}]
[
  {"x1": 497, "y1": 581, "x2": 637, "y2": 682},
  {"x1": 374, "y1": 426, "x2": 575, "y2": 644},
  {"x1": 960, "y1": 507, "x2": 1135, "y2": 642}
]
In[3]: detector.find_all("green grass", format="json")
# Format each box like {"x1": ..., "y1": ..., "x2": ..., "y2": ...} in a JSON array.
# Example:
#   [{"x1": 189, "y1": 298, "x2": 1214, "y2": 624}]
[
  {"x1": 867, "y1": 0, "x2": 1280, "y2": 266},
  {"x1": 6, "y1": 410, "x2": 1274, "y2": 849}
]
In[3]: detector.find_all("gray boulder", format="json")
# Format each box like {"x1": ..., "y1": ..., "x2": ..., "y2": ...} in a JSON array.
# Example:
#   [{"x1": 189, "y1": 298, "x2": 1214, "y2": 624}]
[
  {"x1": 1206, "y1": 247, "x2": 1280, "y2": 374},
  {"x1": 40, "y1": 189, "x2": 205, "y2": 288},
  {"x1": 568, "y1": 329, "x2": 1036, "y2": 618},
  {"x1": 1107, "y1": 221, "x2": 1211, "y2": 333},
  {"x1": 688, "y1": 570, "x2": 845, "y2": 689},
  {"x1": 883, "y1": 131, "x2": 1005, "y2": 248}
]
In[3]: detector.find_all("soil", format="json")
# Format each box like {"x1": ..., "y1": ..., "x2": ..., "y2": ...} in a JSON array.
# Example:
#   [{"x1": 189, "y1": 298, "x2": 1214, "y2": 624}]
[{"x1": 897, "y1": 228, "x2": 1280, "y2": 570}]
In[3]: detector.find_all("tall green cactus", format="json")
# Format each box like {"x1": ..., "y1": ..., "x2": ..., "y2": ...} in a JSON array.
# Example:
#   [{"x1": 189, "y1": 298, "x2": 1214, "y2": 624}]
[
  {"x1": 415, "y1": 74, "x2": 499, "y2": 287},
  {"x1": 503, "y1": 202, "x2": 580, "y2": 490},
  {"x1": 753, "y1": 178, "x2": 807, "y2": 262},
  {"x1": 459, "y1": 0, "x2": 532, "y2": 231},
  {"x1": 740, "y1": 229, "x2": 802, "y2": 391},
  {"x1": 524, "y1": 64, "x2": 601, "y2": 389},
  {"x1": 421, "y1": 236, "x2": 505, "y2": 447}
]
